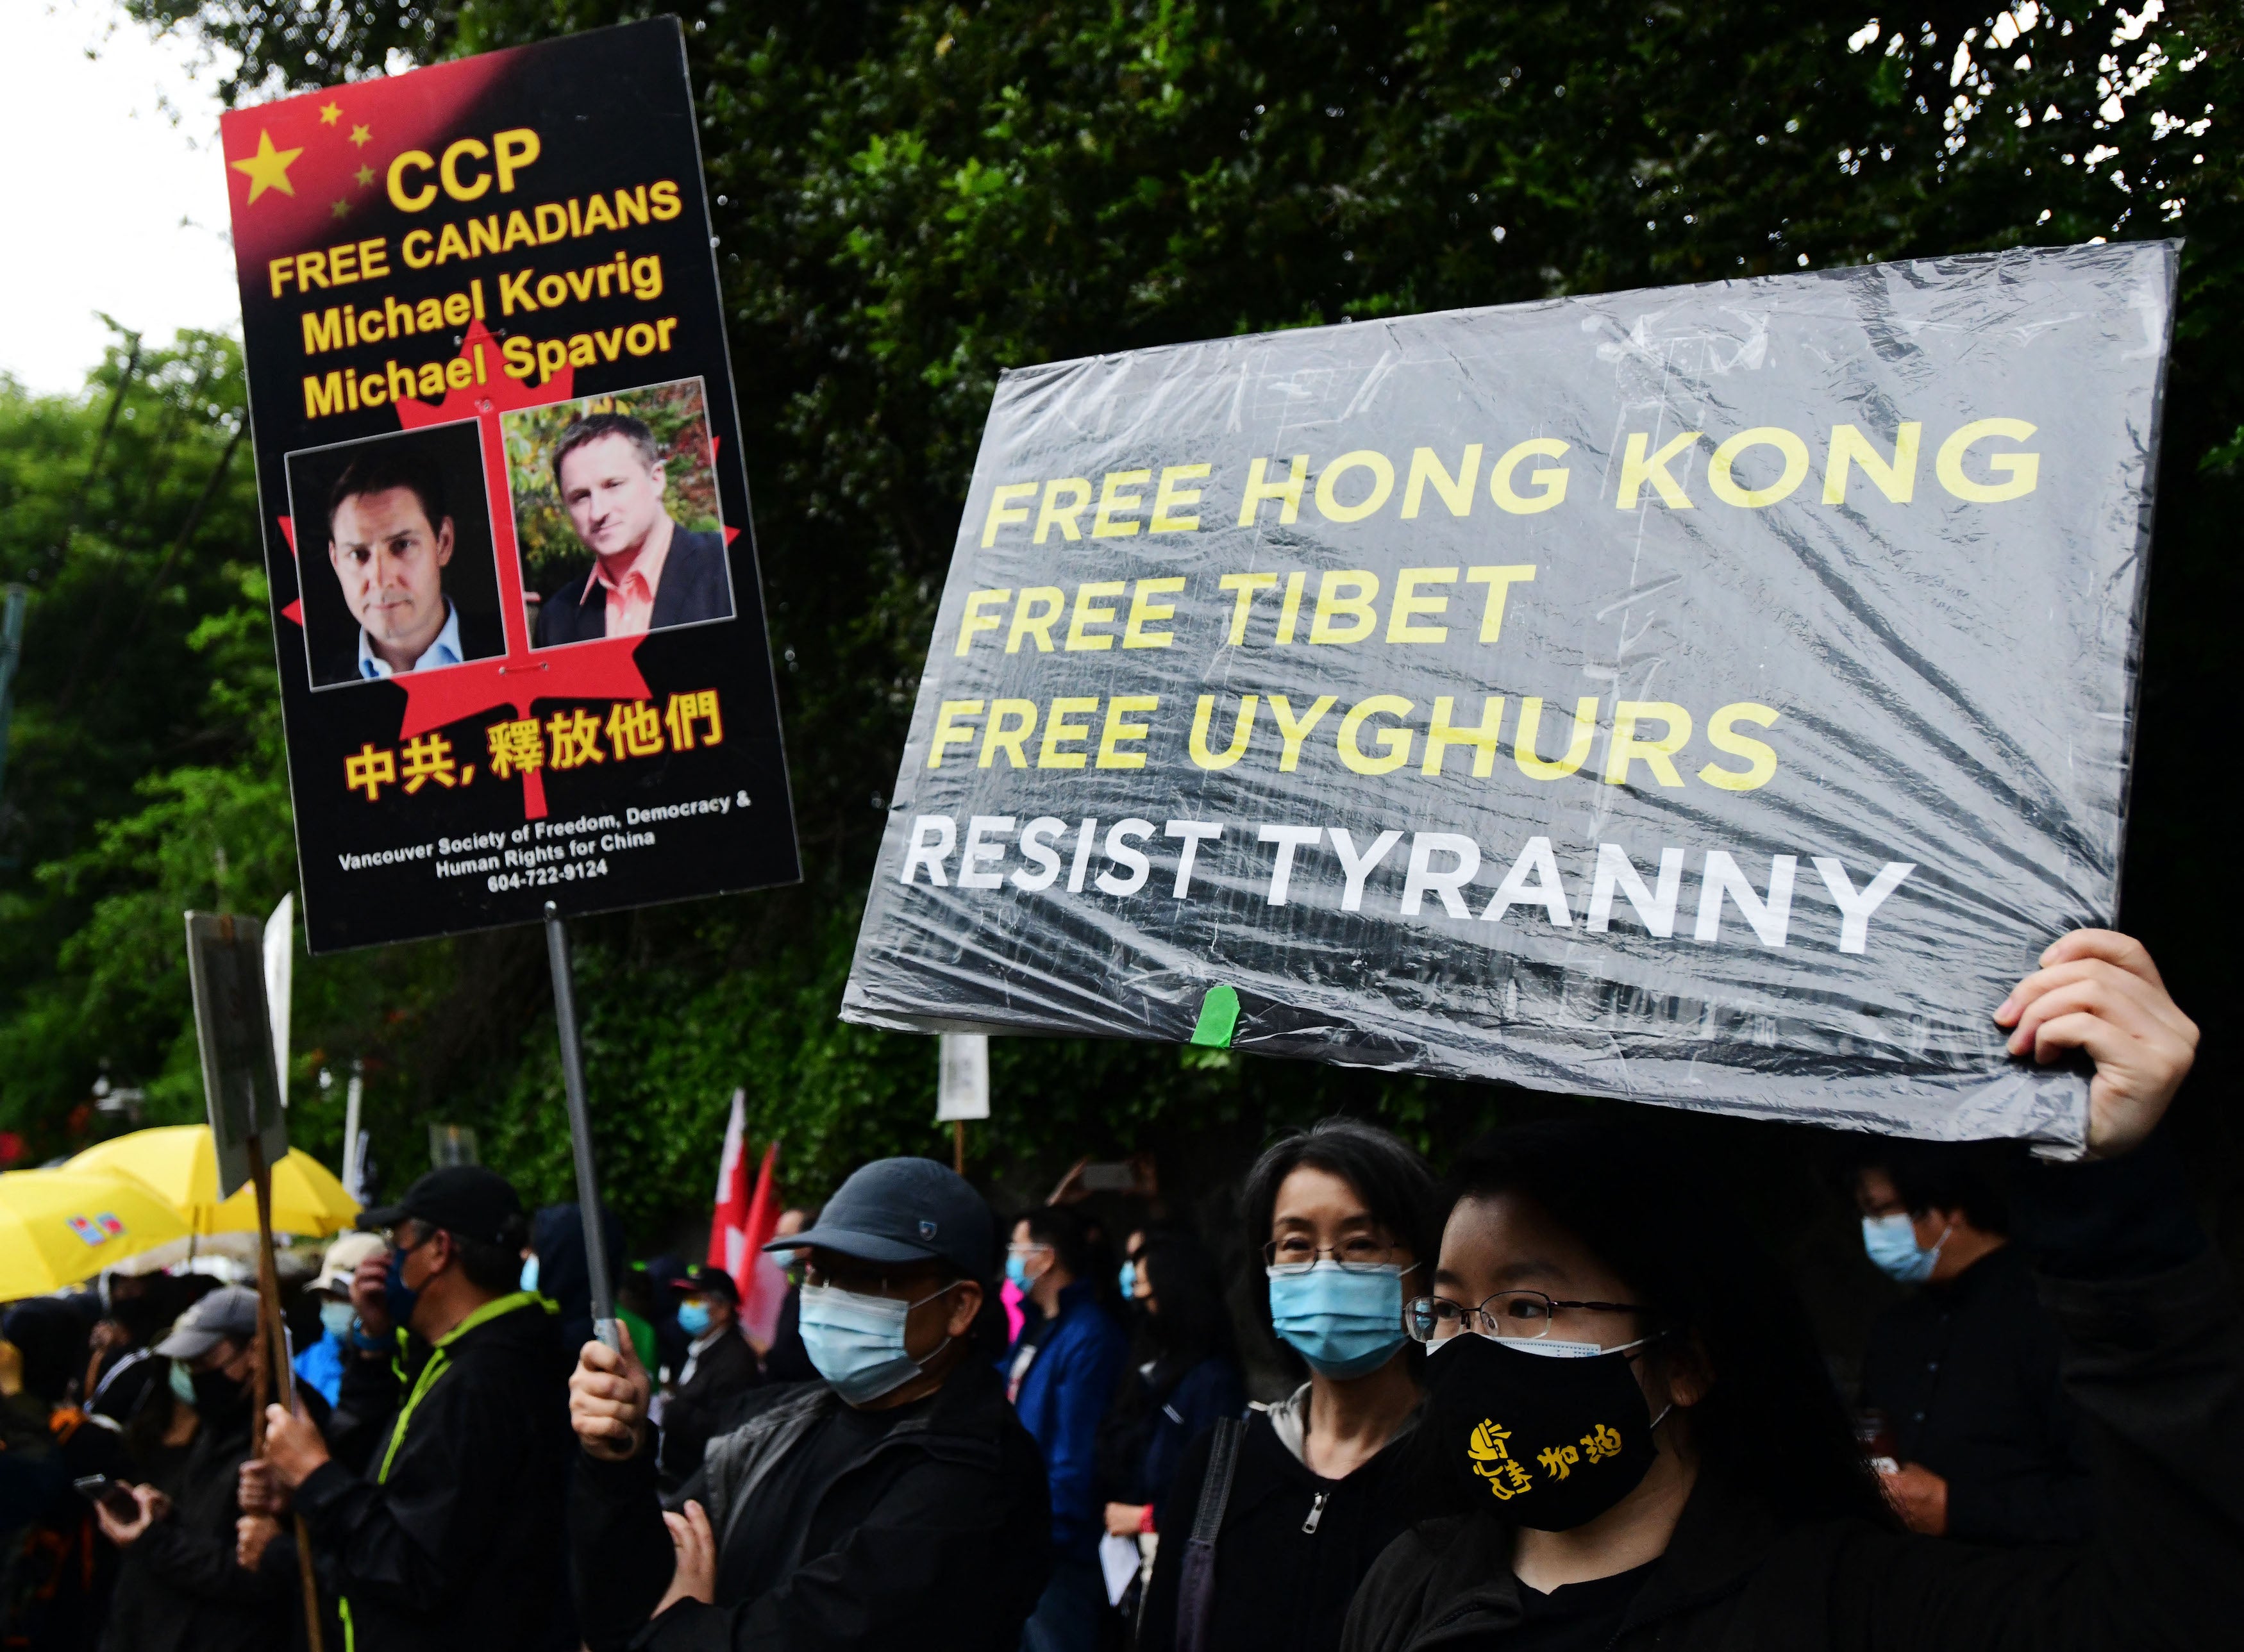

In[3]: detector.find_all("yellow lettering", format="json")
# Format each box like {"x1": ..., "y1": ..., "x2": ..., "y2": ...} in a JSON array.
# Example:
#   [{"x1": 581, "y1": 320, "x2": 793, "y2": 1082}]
[
  {"x1": 1039, "y1": 698, "x2": 1098, "y2": 769},
  {"x1": 1096, "y1": 697, "x2": 1159, "y2": 769},
  {"x1": 1123, "y1": 578, "x2": 1186, "y2": 649},
  {"x1": 1034, "y1": 478, "x2": 1091, "y2": 543},
  {"x1": 1268, "y1": 694, "x2": 1338, "y2": 772},
  {"x1": 927, "y1": 699, "x2": 983, "y2": 768},
  {"x1": 978, "y1": 700, "x2": 1039, "y2": 769},
  {"x1": 1314, "y1": 451, "x2": 1395, "y2": 523},
  {"x1": 954, "y1": 588, "x2": 1010, "y2": 655},
  {"x1": 1093, "y1": 471, "x2": 1150, "y2": 538},
  {"x1": 1698, "y1": 703, "x2": 1780, "y2": 791},
  {"x1": 1936, "y1": 419, "x2": 2039, "y2": 503},
  {"x1": 1151, "y1": 464, "x2": 1210, "y2": 533},
  {"x1": 1189, "y1": 695, "x2": 1258, "y2": 770},
  {"x1": 1707, "y1": 428, "x2": 1811, "y2": 508},
  {"x1": 1338, "y1": 696, "x2": 1415, "y2": 774},
  {"x1": 387, "y1": 151, "x2": 437, "y2": 212},
  {"x1": 1602, "y1": 701, "x2": 1693, "y2": 788},
  {"x1": 1823, "y1": 423, "x2": 1922, "y2": 505},
  {"x1": 1219, "y1": 572, "x2": 1279, "y2": 645},
  {"x1": 1238, "y1": 455, "x2": 1309, "y2": 526},
  {"x1": 1616, "y1": 430, "x2": 1700, "y2": 510},
  {"x1": 1402, "y1": 446, "x2": 1483, "y2": 519},
  {"x1": 1309, "y1": 571, "x2": 1380, "y2": 644},
  {"x1": 1515, "y1": 696, "x2": 1599, "y2": 780},
  {"x1": 1465, "y1": 565, "x2": 1537, "y2": 644},
  {"x1": 1066, "y1": 583, "x2": 1127, "y2": 650},
  {"x1": 1422, "y1": 696, "x2": 1506, "y2": 777},
  {"x1": 1006, "y1": 588, "x2": 1065, "y2": 654},
  {"x1": 1386, "y1": 567, "x2": 1455, "y2": 644},
  {"x1": 980, "y1": 482, "x2": 1037, "y2": 547}
]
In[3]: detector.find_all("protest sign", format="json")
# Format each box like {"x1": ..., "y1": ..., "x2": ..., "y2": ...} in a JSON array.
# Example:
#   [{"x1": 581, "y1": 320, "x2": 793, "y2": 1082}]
[
  {"x1": 844, "y1": 243, "x2": 2175, "y2": 1149},
  {"x1": 183, "y1": 913, "x2": 289, "y2": 1201},
  {"x1": 221, "y1": 17, "x2": 798, "y2": 953}
]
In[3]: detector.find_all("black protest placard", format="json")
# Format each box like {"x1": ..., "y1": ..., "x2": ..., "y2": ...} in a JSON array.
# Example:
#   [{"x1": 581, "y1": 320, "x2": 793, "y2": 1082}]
[
  {"x1": 843, "y1": 244, "x2": 2175, "y2": 1151},
  {"x1": 221, "y1": 18, "x2": 798, "y2": 953}
]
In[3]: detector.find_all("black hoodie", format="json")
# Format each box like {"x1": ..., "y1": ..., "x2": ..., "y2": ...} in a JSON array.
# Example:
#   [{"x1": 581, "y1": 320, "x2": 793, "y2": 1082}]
[{"x1": 289, "y1": 1292, "x2": 573, "y2": 1652}]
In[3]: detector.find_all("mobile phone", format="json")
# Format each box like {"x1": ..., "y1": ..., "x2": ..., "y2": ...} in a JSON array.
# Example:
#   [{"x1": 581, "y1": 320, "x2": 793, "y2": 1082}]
[
  {"x1": 1080, "y1": 1162, "x2": 1137, "y2": 1193},
  {"x1": 73, "y1": 1476, "x2": 138, "y2": 1520}
]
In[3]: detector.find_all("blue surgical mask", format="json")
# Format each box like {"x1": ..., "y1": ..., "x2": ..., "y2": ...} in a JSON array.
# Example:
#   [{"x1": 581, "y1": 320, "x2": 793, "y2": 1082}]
[
  {"x1": 520, "y1": 1255, "x2": 540, "y2": 1294},
  {"x1": 676, "y1": 1300, "x2": 712, "y2": 1337},
  {"x1": 1268, "y1": 1262, "x2": 1407, "y2": 1378},
  {"x1": 1118, "y1": 1260, "x2": 1136, "y2": 1297},
  {"x1": 168, "y1": 1358, "x2": 196, "y2": 1405},
  {"x1": 1861, "y1": 1214, "x2": 1949, "y2": 1284},
  {"x1": 383, "y1": 1239, "x2": 424, "y2": 1329},
  {"x1": 319, "y1": 1299, "x2": 358, "y2": 1340},
  {"x1": 798, "y1": 1281, "x2": 956, "y2": 1405}
]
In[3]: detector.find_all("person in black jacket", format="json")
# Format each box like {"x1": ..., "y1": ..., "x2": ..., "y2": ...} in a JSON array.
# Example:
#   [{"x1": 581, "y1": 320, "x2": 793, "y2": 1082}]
[
  {"x1": 567, "y1": 1156, "x2": 1049, "y2": 1651},
  {"x1": 253, "y1": 1167, "x2": 573, "y2": 1652},
  {"x1": 1138, "y1": 1119, "x2": 1443, "y2": 1652},
  {"x1": 657, "y1": 1266, "x2": 764, "y2": 1488},
  {"x1": 1849, "y1": 1139, "x2": 2093, "y2": 1542},
  {"x1": 1342, "y1": 928, "x2": 2232, "y2": 1652},
  {"x1": 532, "y1": 413, "x2": 733, "y2": 646},
  {"x1": 95, "y1": 1286, "x2": 329, "y2": 1652}
]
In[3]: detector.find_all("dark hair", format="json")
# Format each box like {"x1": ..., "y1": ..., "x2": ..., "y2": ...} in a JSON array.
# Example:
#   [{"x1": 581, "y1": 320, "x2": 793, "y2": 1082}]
[
  {"x1": 447, "y1": 1213, "x2": 530, "y2": 1295},
  {"x1": 1138, "y1": 1232, "x2": 1235, "y2": 1367},
  {"x1": 1239, "y1": 1116, "x2": 1442, "y2": 1353},
  {"x1": 1448, "y1": 1117, "x2": 1895, "y2": 1526},
  {"x1": 1843, "y1": 1137, "x2": 2010, "y2": 1235},
  {"x1": 1018, "y1": 1205, "x2": 1100, "y2": 1282},
  {"x1": 328, "y1": 442, "x2": 449, "y2": 539},
  {"x1": 552, "y1": 413, "x2": 660, "y2": 490}
]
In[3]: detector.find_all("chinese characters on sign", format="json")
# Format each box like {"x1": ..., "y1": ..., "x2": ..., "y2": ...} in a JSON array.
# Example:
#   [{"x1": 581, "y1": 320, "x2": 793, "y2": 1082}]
[{"x1": 222, "y1": 19, "x2": 798, "y2": 951}]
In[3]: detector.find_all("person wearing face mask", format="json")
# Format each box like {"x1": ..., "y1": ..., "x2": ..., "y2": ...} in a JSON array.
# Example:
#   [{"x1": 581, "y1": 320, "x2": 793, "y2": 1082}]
[
  {"x1": 94, "y1": 1286, "x2": 330, "y2": 1652},
  {"x1": 1001, "y1": 1205, "x2": 1130, "y2": 1652},
  {"x1": 247, "y1": 1166, "x2": 573, "y2": 1652},
  {"x1": 1848, "y1": 1140, "x2": 2093, "y2": 1544},
  {"x1": 292, "y1": 1233, "x2": 388, "y2": 1409},
  {"x1": 1343, "y1": 930, "x2": 2236, "y2": 1652},
  {"x1": 566, "y1": 1156, "x2": 1050, "y2": 1651},
  {"x1": 656, "y1": 1265, "x2": 764, "y2": 1488},
  {"x1": 1138, "y1": 1117, "x2": 1441, "y2": 1652},
  {"x1": 1096, "y1": 1233, "x2": 1246, "y2": 1585}
]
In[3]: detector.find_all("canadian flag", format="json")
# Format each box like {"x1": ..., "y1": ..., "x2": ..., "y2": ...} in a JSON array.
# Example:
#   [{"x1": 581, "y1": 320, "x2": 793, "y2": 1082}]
[{"x1": 708, "y1": 1091, "x2": 789, "y2": 1349}]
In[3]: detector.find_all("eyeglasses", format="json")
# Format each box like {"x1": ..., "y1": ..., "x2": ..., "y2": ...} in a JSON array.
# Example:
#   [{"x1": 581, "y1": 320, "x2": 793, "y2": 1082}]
[
  {"x1": 1404, "y1": 1289, "x2": 1651, "y2": 1344},
  {"x1": 1263, "y1": 1235, "x2": 1407, "y2": 1274}
]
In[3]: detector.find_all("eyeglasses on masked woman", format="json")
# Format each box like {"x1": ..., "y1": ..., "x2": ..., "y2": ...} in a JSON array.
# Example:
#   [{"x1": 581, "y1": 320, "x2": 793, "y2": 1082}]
[{"x1": 1404, "y1": 1289, "x2": 1651, "y2": 1344}]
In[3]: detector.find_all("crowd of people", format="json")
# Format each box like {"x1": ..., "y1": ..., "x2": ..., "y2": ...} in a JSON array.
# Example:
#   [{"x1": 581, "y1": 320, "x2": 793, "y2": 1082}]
[{"x1": 1, "y1": 928, "x2": 2235, "y2": 1650}]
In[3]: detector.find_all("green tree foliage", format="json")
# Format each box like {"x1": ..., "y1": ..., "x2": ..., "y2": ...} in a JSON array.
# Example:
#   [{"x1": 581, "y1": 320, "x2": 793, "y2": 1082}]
[{"x1": 18, "y1": 0, "x2": 2234, "y2": 1246}]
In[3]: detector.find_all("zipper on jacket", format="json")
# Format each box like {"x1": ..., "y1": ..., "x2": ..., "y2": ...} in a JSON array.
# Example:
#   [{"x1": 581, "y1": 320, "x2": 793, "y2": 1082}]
[{"x1": 1302, "y1": 1491, "x2": 1328, "y2": 1534}]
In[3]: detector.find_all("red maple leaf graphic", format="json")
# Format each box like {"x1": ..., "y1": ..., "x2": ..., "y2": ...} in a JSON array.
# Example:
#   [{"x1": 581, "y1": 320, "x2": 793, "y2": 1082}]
[{"x1": 278, "y1": 321, "x2": 656, "y2": 821}]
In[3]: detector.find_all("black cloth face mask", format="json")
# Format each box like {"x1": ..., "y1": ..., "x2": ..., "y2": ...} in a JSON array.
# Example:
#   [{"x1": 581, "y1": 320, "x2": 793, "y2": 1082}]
[{"x1": 1422, "y1": 1331, "x2": 1663, "y2": 1531}]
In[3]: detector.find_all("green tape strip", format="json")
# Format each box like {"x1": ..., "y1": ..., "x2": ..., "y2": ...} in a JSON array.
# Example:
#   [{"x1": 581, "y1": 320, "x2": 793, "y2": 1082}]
[{"x1": 1189, "y1": 984, "x2": 1241, "y2": 1048}]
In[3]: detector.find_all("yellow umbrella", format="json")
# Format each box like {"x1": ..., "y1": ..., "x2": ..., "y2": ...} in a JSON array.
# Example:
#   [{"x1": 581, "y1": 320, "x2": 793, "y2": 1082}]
[
  {"x1": 68, "y1": 1125, "x2": 360, "y2": 1238},
  {"x1": 0, "y1": 1169, "x2": 195, "y2": 1299}
]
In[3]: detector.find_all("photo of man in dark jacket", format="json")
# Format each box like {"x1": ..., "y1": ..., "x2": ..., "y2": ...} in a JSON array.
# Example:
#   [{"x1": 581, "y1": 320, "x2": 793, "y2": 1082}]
[
  {"x1": 531, "y1": 411, "x2": 733, "y2": 647},
  {"x1": 567, "y1": 1156, "x2": 1050, "y2": 1651}
]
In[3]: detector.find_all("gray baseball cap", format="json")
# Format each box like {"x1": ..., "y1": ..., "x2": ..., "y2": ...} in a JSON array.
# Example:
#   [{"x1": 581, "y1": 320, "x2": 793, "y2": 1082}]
[
  {"x1": 766, "y1": 1158, "x2": 993, "y2": 1278},
  {"x1": 153, "y1": 1285, "x2": 261, "y2": 1361}
]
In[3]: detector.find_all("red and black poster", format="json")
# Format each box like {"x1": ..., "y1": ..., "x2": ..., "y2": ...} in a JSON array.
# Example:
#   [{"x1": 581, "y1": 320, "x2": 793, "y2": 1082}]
[{"x1": 221, "y1": 17, "x2": 798, "y2": 952}]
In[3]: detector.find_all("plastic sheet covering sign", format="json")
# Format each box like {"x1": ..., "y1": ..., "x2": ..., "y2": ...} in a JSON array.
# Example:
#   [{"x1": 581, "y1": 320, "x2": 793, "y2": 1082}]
[{"x1": 842, "y1": 243, "x2": 2175, "y2": 1150}]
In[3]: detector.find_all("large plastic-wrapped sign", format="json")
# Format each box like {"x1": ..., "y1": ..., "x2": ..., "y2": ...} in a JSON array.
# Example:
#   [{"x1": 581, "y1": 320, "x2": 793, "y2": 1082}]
[{"x1": 843, "y1": 244, "x2": 2174, "y2": 1149}]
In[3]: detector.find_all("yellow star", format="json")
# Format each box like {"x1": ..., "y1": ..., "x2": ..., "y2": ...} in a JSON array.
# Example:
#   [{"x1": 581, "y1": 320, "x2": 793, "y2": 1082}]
[
  {"x1": 230, "y1": 129, "x2": 304, "y2": 203},
  {"x1": 349, "y1": 124, "x2": 372, "y2": 149},
  {"x1": 318, "y1": 103, "x2": 341, "y2": 126},
  {"x1": 331, "y1": 199, "x2": 351, "y2": 219},
  {"x1": 353, "y1": 164, "x2": 374, "y2": 188}
]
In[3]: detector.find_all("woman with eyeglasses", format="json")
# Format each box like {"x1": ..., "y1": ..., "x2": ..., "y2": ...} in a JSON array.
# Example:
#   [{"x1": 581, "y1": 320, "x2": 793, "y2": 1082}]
[
  {"x1": 1343, "y1": 930, "x2": 2234, "y2": 1652},
  {"x1": 1137, "y1": 1117, "x2": 1441, "y2": 1652}
]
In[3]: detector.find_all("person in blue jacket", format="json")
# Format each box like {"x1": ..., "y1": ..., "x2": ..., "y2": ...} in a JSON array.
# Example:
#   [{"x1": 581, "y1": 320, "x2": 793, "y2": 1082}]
[
  {"x1": 1004, "y1": 1204, "x2": 1129, "y2": 1652},
  {"x1": 1100, "y1": 1231, "x2": 1248, "y2": 1539}
]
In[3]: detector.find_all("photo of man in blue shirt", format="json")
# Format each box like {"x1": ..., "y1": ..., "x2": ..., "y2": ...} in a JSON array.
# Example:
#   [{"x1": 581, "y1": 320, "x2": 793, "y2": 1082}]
[{"x1": 307, "y1": 435, "x2": 503, "y2": 687}]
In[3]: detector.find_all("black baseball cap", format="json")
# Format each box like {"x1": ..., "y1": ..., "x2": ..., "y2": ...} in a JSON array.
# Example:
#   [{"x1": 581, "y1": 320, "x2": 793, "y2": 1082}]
[
  {"x1": 766, "y1": 1157, "x2": 992, "y2": 1278},
  {"x1": 357, "y1": 1166, "x2": 525, "y2": 1246},
  {"x1": 671, "y1": 1265, "x2": 740, "y2": 1305}
]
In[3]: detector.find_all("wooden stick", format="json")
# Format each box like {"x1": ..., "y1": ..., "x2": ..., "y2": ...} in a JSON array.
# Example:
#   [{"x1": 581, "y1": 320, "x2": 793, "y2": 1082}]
[
  {"x1": 953, "y1": 1119, "x2": 966, "y2": 1176},
  {"x1": 246, "y1": 1135, "x2": 325, "y2": 1652}
]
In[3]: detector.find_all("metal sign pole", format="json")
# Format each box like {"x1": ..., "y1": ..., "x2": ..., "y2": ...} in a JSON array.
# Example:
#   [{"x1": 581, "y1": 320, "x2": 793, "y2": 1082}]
[{"x1": 543, "y1": 902, "x2": 617, "y2": 1351}]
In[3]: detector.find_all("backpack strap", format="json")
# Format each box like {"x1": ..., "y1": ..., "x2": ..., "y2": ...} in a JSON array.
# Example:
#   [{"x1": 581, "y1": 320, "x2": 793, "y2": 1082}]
[{"x1": 1172, "y1": 1416, "x2": 1247, "y2": 1652}]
